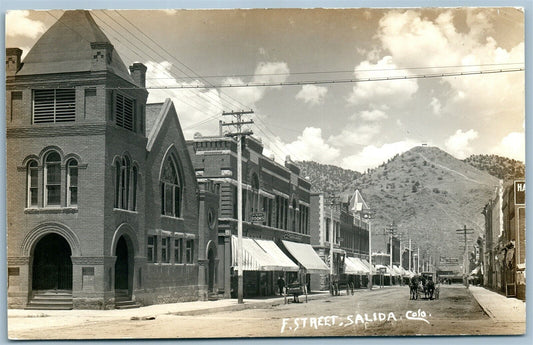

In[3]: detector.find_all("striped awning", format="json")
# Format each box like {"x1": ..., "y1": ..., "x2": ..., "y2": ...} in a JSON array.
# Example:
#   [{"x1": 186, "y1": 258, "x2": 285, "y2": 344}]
[
  {"x1": 231, "y1": 236, "x2": 299, "y2": 271},
  {"x1": 281, "y1": 240, "x2": 330, "y2": 273},
  {"x1": 344, "y1": 257, "x2": 363, "y2": 274},
  {"x1": 353, "y1": 257, "x2": 370, "y2": 273}
]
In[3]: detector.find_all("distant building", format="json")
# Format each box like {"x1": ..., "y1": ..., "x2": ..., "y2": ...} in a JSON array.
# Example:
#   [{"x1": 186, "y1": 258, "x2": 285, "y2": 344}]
[
  {"x1": 6, "y1": 10, "x2": 217, "y2": 309},
  {"x1": 309, "y1": 191, "x2": 370, "y2": 290}
]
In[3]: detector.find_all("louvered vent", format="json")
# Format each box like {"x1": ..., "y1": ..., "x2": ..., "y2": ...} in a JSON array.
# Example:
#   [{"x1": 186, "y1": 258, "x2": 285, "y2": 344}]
[
  {"x1": 115, "y1": 93, "x2": 134, "y2": 131},
  {"x1": 33, "y1": 89, "x2": 76, "y2": 123}
]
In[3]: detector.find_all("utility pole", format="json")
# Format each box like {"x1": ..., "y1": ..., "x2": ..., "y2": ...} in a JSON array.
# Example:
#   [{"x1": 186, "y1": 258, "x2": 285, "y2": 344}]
[
  {"x1": 408, "y1": 238, "x2": 412, "y2": 272},
  {"x1": 417, "y1": 247, "x2": 420, "y2": 274},
  {"x1": 221, "y1": 110, "x2": 254, "y2": 304},
  {"x1": 386, "y1": 222, "x2": 397, "y2": 284},
  {"x1": 329, "y1": 193, "x2": 338, "y2": 295},
  {"x1": 456, "y1": 225, "x2": 474, "y2": 288}
]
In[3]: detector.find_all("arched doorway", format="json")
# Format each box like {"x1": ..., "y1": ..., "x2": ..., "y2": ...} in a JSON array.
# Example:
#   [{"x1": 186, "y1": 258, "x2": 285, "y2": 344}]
[
  {"x1": 114, "y1": 236, "x2": 133, "y2": 300},
  {"x1": 32, "y1": 233, "x2": 72, "y2": 291},
  {"x1": 208, "y1": 248, "x2": 216, "y2": 292}
]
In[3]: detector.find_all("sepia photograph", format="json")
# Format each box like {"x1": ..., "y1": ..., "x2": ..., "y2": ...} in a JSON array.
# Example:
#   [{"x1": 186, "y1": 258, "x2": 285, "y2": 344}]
[{"x1": 4, "y1": 4, "x2": 527, "y2": 340}]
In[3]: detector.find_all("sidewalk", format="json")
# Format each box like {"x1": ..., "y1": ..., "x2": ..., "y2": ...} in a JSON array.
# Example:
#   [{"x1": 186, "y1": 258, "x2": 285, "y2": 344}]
[
  {"x1": 8, "y1": 291, "x2": 331, "y2": 332},
  {"x1": 468, "y1": 285, "x2": 526, "y2": 323}
]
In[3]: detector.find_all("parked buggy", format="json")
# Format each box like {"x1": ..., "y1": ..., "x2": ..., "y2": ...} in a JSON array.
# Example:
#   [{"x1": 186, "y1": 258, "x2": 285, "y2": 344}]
[{"x1": 285, "y1": 281, "x2": 308, "y2": 303}]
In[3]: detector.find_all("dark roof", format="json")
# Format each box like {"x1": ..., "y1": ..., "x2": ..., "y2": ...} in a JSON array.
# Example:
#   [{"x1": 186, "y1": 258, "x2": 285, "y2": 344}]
[{"x1": 17, "y1": 10, "x2": 133, "y2": 83}]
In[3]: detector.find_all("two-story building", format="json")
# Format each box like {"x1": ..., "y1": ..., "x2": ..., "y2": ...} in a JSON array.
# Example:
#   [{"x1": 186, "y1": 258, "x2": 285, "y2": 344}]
[{"x1": 188, "y1": 134, "x2": 329, "y2": 297}]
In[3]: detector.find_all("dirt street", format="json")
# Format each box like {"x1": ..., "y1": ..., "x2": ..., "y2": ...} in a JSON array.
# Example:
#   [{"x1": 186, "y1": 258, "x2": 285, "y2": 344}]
[{"x1": 8, "y1": 285, "x2": 525, "y2": 339}]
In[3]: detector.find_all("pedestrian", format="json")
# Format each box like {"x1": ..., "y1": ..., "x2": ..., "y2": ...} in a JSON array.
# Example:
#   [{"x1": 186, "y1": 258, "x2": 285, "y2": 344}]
[{"x1": 277, "y1": 276, "x2": 285, "y2": 296}]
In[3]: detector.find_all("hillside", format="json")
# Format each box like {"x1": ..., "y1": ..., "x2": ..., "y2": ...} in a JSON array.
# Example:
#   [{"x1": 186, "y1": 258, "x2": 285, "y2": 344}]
[
  {"x1": 463, "y1": 154, "x2": 525, "y2": 181},
  {"x1": 296, "y1": 161, "x2": 361, "y2": 193},
  {"x1": 341, "y1": 146, "x2": 499, "y2": 266}
]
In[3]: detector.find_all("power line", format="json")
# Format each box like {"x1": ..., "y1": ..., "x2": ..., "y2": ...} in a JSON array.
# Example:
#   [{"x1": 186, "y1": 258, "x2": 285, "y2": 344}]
[
  {"x1": 111, "y1": 10, "x2": 254, "y2": 113},
  {"x1": 145, "y1": 62, "x2": 524, "y2": 80},
  {"x1": 132, "y1": 67, "x2": 524, "y2": 89}
]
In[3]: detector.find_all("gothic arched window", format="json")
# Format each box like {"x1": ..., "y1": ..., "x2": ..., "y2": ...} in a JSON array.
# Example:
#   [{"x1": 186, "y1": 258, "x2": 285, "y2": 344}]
[{"x1": 161, "y1": 156, "x2": 182, "y2": 217}]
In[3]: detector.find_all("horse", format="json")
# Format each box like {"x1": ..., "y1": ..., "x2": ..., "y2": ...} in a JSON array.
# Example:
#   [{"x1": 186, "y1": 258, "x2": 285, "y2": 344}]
[
  {"x1": 425, "y1": 279, "x2": 435, "y2": 300},
  {"x1": 409, "y1": 277, "x2": 419, "y2": 300}
]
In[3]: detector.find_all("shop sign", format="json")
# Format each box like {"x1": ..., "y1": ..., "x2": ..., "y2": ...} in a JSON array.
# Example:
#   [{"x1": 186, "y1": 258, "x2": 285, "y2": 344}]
[
  {"x1": 514, "y1": 181, "x2": 525, "y2": 205},
  {"x1": 251, "y1": 212, "x2": 265, "y2": 223}
]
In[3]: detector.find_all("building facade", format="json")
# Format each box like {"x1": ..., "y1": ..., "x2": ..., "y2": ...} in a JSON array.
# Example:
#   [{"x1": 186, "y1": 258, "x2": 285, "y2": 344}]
[
  {"x1": 188, "y1": 134, "x2": 317, "y2": 297},
  {"x1": 309, "y1": 192, "x2": 370, "y2": 291},
  {"x1": 482, "y1": 180, "x2": 525, "y2": 300},
  {"x1": 6, "y1": 10, "x2": 217, "y2": 309}
]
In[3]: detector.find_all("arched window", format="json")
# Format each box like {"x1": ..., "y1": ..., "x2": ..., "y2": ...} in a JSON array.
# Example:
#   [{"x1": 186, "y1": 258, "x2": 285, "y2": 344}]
[
  {"x1": 291, "y1": 199, "x2": 297, "y2": 231},
  {"x1": 161, "y1": 156, "x2": 181, "y2": 217},
  {"x1": 114, "y1": 160, "x2": 121, "y2": 208},
  {"x1": 27, "y1": 160, "x2": 38, "y2": 207},
  {"x1": 44, "y1": 151, "x2": 61, "y2": 206},
  {"x1": 66, "y1": 159, "x2": 78, "y2": 206},
  {"x1": 131, "y1": 166, "x2": 138, "y2": 211},
  {"x1": 250, "y1": 173, "x2": 260, "y2": 216},
  {"x1": 121, "y1": 157, "x2": 131, "y2": 210}
]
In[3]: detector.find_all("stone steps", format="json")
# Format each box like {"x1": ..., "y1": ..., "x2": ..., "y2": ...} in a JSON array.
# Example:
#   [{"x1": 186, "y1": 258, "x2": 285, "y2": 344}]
[{"x1": 26, "y1": 292, "x2": 73, "y2": 310}]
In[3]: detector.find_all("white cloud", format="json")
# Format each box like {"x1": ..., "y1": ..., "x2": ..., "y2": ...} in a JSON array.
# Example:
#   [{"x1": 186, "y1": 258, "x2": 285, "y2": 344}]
[
  {"x1": 376, "y1": 9, "x2": 524, "y2": 118},
  {"x1": 357, "y1": 109, "x2": 388, "y2": 121},
  {"x1": 328, "y1": 123, "x2": 381, "y2": 147},
  {"x1": 444, "y1": 129, "x2": 479, "y2": 159},
  {"x1": 162, "y1": 9, "x2": 177, "y2": 15},
  {"x1": 145, "y1": 61, "x2": 222, "y2": 139},
  {"x1": 347, "y1": 56, "x2": 419, "y2": 106},
  {"x1": 341, "y1": 140, "x2": 419, "y2": 172},
  {"x1": 6, "y1": 10, "x2": 46, "y2": 39},
  {"x1": 282, "y1": 127, "x2": 341, "y2": 164},
  {"x1": 430, "y1": 97, "x2": 442, "y2": 115},
  {"x1": 491, "y1": 132, "x2": 525, "y2": 162},
  {"x1": 295, "y1": 85, "x2": 328, "y2": 105},
  {"x1": 222, "y1": 61, "x2": 290, "y2": 107}
]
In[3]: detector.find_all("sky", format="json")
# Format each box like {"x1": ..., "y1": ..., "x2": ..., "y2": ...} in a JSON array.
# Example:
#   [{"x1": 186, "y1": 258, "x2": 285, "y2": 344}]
[{"x1": 5, "y1": 8, "x2": 525, "y2": 172}]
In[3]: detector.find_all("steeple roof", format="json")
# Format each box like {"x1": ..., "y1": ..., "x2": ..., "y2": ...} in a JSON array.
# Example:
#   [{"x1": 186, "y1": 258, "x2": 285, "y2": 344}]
[{"x1": 17, "y1": 10, "x2": 134, "y2": 83}]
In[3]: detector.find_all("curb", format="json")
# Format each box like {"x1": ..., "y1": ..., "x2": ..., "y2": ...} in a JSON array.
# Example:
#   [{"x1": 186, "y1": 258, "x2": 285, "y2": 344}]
[
  {"x1": 466, "y1": 287, "x2": 495, "y2": 320},
  {"x1": 170, "y1": 293, "x2": 332, "y2": 316}
]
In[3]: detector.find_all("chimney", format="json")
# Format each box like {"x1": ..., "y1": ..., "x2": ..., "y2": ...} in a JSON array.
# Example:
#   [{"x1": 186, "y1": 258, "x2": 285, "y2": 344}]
[
  {"x1": 129, "y1": 62, "x2": 147, "y2": 88},
  {"x1": 6, "y1": 48, "x2": 23, "y2": 77}
]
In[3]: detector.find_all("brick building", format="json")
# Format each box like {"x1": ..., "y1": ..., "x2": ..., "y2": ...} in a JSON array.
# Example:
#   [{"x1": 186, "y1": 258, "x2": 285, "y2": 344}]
[
  {"x1": 6, "y1": 10, "x2": 218, "y2": 309},
  {"x1": 309, "y1": 191, "x2": 370, "y2": 291},
  {"x1": 482, "y1": 180, "x2": 526, "y2": 300},
  {"x1": 188, "y1": 134, "x2": 327, "y2": 297}
]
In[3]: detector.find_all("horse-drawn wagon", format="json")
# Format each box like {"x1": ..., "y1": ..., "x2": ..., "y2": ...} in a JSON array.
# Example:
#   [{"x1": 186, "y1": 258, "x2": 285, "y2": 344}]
[{"x1": 409, "y1": 272, "x2": 439, "y2": 300}]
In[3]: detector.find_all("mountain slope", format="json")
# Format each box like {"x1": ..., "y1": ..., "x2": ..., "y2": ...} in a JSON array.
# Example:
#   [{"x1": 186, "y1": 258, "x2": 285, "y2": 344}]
[
  {"x1": 463, "y1": 154, "x2": 525, "y2": 181},
  {"x1": 342, "y1": 146, "x2": 499, "y2": 265},
  {"x1": 296, "y1": 161, "x2": 361, "y2": 193}
]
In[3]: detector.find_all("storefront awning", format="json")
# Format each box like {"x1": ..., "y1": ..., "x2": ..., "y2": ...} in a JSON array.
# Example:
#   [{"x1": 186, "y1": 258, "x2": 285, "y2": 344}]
[
  {"x1": 231, "y1": 236, "x2": 299, "y2": 271},
  {"x1": 254, "y1": 239, "x2": 299, "y2": 272},
  {"x1": 353, "y1": 257, "x2": 370, "y2": 273},
  {"x1": 281, "y1": 240, "x2": 330, "y2": 273},
  {"x1": 360, "y1": 259, "x2": 375, "y2": 274},
  {"x1": 392, "y1": 265, "x2": 404, "y2": 276},
  {"x1": 344, "y1": 257, "x2": 364, "y2": 274}
]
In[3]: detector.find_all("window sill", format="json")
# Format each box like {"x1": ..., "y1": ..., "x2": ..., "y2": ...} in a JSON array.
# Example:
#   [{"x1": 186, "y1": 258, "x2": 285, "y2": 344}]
[
  {"x1": 113, "y1": 208, "x2": 138, "y2": 214},
  {"x1": 24, "y1": 207, "x2": 78, "y2": 214},
  {"x1": 160, "y1": 215, "x2": 184, "y2": 221}
]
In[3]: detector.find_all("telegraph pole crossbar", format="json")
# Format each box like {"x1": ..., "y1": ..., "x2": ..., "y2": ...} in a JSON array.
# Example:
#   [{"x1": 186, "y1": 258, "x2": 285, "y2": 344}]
[{"x1": 222, "y1": 110, "x2": 254, "y2": 304}]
